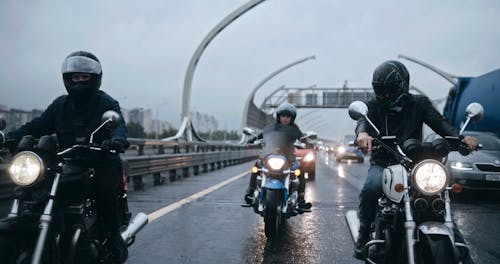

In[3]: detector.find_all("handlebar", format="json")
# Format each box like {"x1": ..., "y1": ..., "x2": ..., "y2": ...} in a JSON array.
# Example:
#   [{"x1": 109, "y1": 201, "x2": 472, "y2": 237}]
[{"x1": 57, "y1": 144, "x2": 121, "y2": 157}]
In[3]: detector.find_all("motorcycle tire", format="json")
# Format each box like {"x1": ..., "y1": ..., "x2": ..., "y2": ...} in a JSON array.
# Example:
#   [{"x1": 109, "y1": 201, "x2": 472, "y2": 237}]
[{"x1": 264, "y1": 190, "x2": 281, "y2": 239}]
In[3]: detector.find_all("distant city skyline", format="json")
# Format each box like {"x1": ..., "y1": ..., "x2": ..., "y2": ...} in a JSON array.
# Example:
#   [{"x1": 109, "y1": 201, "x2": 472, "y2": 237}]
[{"x1": 2, "y1": 1, "x2": 499, "y2": 140}]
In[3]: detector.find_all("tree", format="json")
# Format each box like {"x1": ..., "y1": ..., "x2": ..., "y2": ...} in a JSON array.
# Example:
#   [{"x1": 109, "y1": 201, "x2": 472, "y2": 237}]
[{"x1": 127, "y1": 122, "x2": 147, "y2": 138}]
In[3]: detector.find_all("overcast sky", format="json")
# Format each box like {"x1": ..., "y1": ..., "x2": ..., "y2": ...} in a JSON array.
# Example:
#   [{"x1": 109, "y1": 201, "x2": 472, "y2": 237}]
[{"x1": 1, "y1": 0, "x2": 499, "y2": 140}]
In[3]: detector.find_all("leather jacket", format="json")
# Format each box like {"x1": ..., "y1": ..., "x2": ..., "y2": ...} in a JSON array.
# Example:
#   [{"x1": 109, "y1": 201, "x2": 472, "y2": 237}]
[
  {"x1": 6, "y1": 91, "x2": 128, "y2": 166},
  {"x1": 355, "y1": 94, "x2": 459, "y2": 166}
]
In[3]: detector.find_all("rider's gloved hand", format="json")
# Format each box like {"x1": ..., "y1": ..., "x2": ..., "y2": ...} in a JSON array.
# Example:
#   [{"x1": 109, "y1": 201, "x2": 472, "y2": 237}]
[
  {"x1": 356, "y1": 132, "x2": 373, "y2": 154},
  {"x1": 4, "y1": 138, "x2": 19, "y2": 153},
  {"x1": 101, "y1": 139, "x2": 126, "y2": 153},
  {"x1": 462, "y1": 136, "x2": 478, "y2": 150}
]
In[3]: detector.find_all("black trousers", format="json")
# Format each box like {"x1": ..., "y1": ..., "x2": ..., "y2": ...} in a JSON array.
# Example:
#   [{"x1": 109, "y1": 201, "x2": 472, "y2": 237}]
[{"x1": 94, "y1": 164, "x2": 123, "y2": 235}]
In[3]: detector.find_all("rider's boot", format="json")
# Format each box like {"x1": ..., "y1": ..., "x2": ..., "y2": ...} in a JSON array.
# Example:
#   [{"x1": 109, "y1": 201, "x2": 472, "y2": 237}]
[
  {"x1": 244, "y1": 187, "x2": 254, "y2": 205},
  {"x1": 297, "y1": 193, "x2": 312, "y2": 212},
  {"x1": 354, "y1": 222, "x2": 370, "y2": 260},
  {"x1": 110, "y1": 230, "x2": 128, "y2": 263}
]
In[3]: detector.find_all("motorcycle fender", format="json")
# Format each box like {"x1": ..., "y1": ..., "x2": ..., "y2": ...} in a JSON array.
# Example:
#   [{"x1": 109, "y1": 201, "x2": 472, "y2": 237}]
[
  {"x1": 417, "y1": 222, "x2": 454, "y2": 240},
  {"x1": 264, "y1": 179, "x2": 286, "y2": 190}
]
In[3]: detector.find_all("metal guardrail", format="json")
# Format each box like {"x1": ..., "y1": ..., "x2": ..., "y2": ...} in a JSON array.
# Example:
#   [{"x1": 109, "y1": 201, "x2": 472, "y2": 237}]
[
  {"x1": 124, "y1": 139, "x2": 260, "y2": 190},
  {"x1": 0, "y1": 139, "x2": 261, "y2": 199}
]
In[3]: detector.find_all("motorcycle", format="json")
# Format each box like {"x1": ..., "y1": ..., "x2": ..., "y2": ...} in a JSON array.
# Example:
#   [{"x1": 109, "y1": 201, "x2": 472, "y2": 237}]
[
  {"x1": 0, "y1": 111, "x2": 148, "y2": 264},
  {"x1": 241, "y1": 126, "x2": 312, "y2": 239},
  {"x1": 345, "y1": 101, "x2": 483, "y2": 264}
]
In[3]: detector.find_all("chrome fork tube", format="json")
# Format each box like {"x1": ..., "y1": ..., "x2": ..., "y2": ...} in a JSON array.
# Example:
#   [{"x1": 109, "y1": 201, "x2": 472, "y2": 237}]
[
  {"x1": 444, "y1": 189, "x2": 455, "y2": 243},
  {"x1": 403, "y1": 172, "x2": 416, "y2": 264},
  {"x1": 8, "y1": 199, "x2": 19, "y2": 217},
  {"x1": 31, "y1": 173, "x2": 61, "y2": 264}
]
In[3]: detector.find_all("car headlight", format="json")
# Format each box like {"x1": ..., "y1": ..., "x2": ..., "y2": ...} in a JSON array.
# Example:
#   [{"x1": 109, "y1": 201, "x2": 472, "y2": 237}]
[
  {"x1": 412, "y1": 159, "x2": 448, "y2": 195},
  {"x1": 303, "y1": 152, "x2": 315, "y2": 162},
  {"x1": 267, "y1": 157, "x2": 286, "y2": 170},
  {"x1": 450, "y1": 161, "x2": 473, "y2": 171},
  {"x1": 9, "y1": 151, "x2": 44, "y2": 187},
  {"x1": 337, "y1": 147, "x2": 346, "y2": 154}
]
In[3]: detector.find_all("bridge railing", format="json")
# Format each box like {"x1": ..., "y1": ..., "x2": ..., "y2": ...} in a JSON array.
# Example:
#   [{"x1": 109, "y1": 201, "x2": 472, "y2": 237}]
[
  {"x1": 0, "y1": 139, "x2": 261, "y2": 199},
  {"x1": 124, "y1": 138, "x2": 260, "y2": 190}
]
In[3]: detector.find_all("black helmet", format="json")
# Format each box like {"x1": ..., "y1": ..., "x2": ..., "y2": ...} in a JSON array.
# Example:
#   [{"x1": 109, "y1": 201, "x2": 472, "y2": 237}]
[
  {"x1": 372, "y1": 60, "x2": 409, "y2": 107},
  {"x1": 61, "y1": 51, "x2": 102, "y2": 104},
  {"x1": 276, "y1": 102, "x2": 297, "y2": 123}
]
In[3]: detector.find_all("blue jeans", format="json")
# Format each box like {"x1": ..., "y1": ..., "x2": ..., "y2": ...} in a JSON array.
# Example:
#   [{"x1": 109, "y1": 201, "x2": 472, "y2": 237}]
[{"x1": 358, "y1": 164, "x2": 384, "y2": 223}]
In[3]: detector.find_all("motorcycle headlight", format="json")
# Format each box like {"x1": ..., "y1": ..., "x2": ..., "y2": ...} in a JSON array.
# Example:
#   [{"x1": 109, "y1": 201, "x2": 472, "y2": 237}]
[
  {"x1": 9, "y1": 151, "x2": 44, "y2": 187},
  {"x1": 303, "y1": 152, "x2": 315, "y2": 162},
  {"x1": 267, "y1": 157, "x2": 286, "y2": 170},
  {"x1": 412, "y1": 159, "x2": 448, "y2": 195}
]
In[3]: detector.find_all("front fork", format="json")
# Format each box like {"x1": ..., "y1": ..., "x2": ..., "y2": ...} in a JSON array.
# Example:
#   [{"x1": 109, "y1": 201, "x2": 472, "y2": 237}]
[
  {"x1": 32, "y1": 172, "x2": 61, "y2": 264},
  {"x1": 402, "y1": 172, "x2": 416, "y2": 264},
  {"x1": 403, "y1": 185, "x2": 459, "y2": 264}
]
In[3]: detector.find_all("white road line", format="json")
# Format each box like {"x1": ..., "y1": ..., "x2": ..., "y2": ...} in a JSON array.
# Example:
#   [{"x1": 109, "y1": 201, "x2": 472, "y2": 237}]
[{"x1": 147, "y1": 171, "x2": 248, "y2": 222}]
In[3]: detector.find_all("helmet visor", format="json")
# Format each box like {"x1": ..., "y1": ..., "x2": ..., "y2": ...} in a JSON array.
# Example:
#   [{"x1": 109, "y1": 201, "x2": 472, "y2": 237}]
[
  {"x1": 373, "y1": 82, "x2": 401, "y2": 97},
  {"x1": 62, "y1": 56, "x2": 102, "y2": 75}
]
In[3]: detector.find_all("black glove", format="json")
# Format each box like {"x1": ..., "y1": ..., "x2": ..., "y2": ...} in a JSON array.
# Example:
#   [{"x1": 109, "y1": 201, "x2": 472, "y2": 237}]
[
  {"x1": 101, "y1": 139, "x2": 126, "y2": 153},
  {"x1": 4, "y1": 138, "x2": 19, "y2": 153}
]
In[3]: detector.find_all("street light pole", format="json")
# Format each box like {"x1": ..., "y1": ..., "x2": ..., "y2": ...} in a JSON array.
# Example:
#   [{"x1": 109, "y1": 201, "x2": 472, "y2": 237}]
[
  {"x1": 242, "y1": 55, "x2": 316, "y2": 129},
  {"x1": 167, "y1": 0, "x2": 267, "y2": 141}
]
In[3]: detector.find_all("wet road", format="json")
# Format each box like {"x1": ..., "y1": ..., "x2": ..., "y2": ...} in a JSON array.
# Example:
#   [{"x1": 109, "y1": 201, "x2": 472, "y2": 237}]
[
  {"x1": 124, "y1": 152, "x2": 500, "y2": 263},
  {"x1": 1, "y1": 152, "x2": 499, "y2": 263}
]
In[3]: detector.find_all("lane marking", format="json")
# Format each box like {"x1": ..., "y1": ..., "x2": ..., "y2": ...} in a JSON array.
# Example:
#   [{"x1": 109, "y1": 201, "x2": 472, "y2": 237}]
[{"x1": 147, "y1": 170, "x2": 248, "y2": 222}]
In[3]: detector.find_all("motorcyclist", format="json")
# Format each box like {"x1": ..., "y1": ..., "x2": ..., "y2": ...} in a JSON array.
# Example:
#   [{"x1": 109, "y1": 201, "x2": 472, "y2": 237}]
[
  {"x1": 353, "y1": 60, "x2": 477, "y2": 262},
  {"x1": 243, "y1": 102, "x2": 312, "y2": 210},
  {"x1": 5, "y1": 51, "x2": 129, "y2": 263}
]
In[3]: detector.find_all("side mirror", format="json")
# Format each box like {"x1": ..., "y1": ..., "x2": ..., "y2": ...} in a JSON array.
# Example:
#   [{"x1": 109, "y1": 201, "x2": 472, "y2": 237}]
[
  {"x1": 465, "y1": 102, "x2": 484, "y2": 123},
  {"x1": 242, "y1": 127, "x2": 256, "y2": 136},
  {"x1": 459, "y1": 102, "x2": 484, "y2": 135},
  {"x1": 90, "y1": 110, "x2": 121, "y2": 144},
  {"x1": 305, "y1": 131, "x2": 318, "y2": 140},
  {"x1": 348, "y1": 101, "x2": 381, "y2": 136},
  {"x1": 348, "y1": 101, "x2": 368, "y2": 121},
  {"x1": 102, "y1": 110, "x2": 121, "y2": 129}
]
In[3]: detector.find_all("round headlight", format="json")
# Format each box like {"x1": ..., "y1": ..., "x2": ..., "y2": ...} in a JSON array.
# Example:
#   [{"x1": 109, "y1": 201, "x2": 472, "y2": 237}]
[
  {"x1": 267, "y1": 157, "x2": 286, "y2": 170},
  {"x1": 412, "y1": 159, "x2": 448, "y2": 195},
  {"x1": 9, "y1": 151, "x2": 44, "y2": 187},
  {"x1": 303, "y1": 152, "x2": 315, "y2": 162}
]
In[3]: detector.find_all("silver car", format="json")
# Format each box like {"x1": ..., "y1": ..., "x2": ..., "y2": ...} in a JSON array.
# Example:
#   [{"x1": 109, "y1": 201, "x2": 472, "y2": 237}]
[{"x1": 428, "y1": 131, "x2": 500, "y2": 191}]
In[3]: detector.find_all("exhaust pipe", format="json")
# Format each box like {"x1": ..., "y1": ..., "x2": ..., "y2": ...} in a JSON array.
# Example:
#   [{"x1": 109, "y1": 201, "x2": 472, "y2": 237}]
[
  {"x1": 121, "y1": 212, "x2": 148, "y2": 245},
  {"x1": 345, "y1": 210, "x2": 360, "y2": 242}
]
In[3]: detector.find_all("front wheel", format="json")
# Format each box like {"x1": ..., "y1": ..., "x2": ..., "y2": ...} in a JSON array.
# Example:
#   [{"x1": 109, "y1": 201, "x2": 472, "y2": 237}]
[{"x1": 264, "y1": 190, "x2": 281, "y2": 239}]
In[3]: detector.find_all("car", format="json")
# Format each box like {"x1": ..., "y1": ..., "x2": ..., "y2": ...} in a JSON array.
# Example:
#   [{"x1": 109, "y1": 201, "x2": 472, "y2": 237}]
[
  {"x1": 295, "y1": 142, "x2": 317, "y2": 180},
  {"x1": 335, "y1": 145, "x2": 364, "y2": 163},
  {"x1": 426, "y1": 131, "x2": 500, "y2": 191}
]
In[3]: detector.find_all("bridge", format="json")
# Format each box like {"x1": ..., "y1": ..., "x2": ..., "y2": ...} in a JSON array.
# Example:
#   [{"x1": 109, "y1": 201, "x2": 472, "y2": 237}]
[{"x1": 0, "y1": 1, "x2": 499, "y2": 263}]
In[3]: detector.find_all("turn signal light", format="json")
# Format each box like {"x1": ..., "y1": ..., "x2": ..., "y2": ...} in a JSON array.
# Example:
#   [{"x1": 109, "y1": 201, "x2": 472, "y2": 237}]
[
  {"x1": 294, "y1": 169, "x2": 301, "y2": 176},
  {"x1": 394, "y1": 183, "x2": 404, "y2": 193},
  {"x1": 451, "y1": 183, "x2": 463, "y2": 193},
  {"x1": 251, "y1": 166, "x2": 259, "y2": 174}
]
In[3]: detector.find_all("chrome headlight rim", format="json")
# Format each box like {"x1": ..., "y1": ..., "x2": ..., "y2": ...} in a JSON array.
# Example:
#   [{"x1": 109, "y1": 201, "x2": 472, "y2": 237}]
[
  {"x1": 412, "y1": 159, "x2": 449, "y2": 196},
  {"x1": 265, "y1": 155, "x2": 287, "y2": 171},
  {"x1": 9, "y1": 151, "x2": 45, "y2": 187}
]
